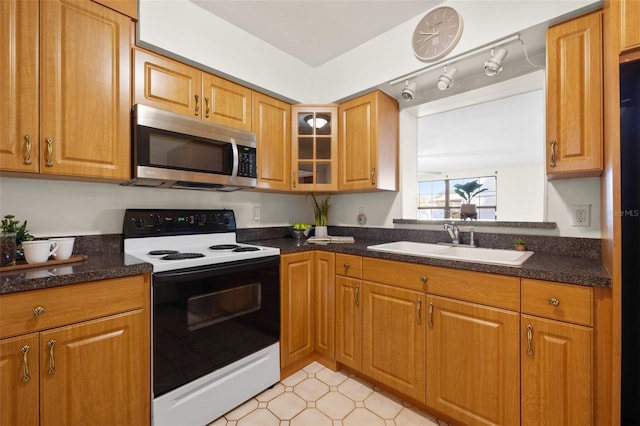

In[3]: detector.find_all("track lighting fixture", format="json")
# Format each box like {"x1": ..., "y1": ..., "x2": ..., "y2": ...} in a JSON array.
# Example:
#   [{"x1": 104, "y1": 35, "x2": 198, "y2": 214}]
[
  {"x1": 484, "y1": 48, "x2": 508, "y2": 76},
  {"x1": 401, "y1": 80, "x2": 417, "y2": 101},
  {"x1": 437, "y1": 66, "x2": 458, "y2": 91}
]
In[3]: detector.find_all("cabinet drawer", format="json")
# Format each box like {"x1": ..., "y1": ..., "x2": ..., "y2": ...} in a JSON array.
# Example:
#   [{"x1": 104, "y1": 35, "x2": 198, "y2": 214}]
[
  {"x1": 0, "y1": 275, "x2": 148, "y2": 339},
  {"x1": 521, "y1": 279, "x2": 593, "y2": 326},
  {"x1": 425, "y1": 266, "x2": 520, "y2": 311},
  {"x1": 362, "y1": 257, "x2": 427, "y2": 292},
  {"x1": 336, "y1": 254, "x2": 362, "y2": 278}
]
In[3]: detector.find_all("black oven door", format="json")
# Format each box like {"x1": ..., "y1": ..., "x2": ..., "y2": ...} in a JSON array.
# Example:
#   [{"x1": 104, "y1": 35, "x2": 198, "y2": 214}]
[{"x1": 151, "y1": 256, "x2": 280, "y2": 397}]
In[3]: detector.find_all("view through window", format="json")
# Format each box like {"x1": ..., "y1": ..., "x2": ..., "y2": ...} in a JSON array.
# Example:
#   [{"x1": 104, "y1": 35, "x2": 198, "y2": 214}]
[{"x1": 418, "y1": 176, "x2": 497, "y2": 220}]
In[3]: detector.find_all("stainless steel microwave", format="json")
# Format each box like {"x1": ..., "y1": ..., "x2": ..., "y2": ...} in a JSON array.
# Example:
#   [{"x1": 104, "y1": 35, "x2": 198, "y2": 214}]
[{"x1": 122, "y1": 104, "x2": 257, "y2": 191}]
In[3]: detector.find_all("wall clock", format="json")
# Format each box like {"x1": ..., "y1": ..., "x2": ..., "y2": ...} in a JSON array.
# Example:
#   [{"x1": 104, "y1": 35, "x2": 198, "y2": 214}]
[{"x1": 412, "y1": 6, "x2": 463, "y2": 62}]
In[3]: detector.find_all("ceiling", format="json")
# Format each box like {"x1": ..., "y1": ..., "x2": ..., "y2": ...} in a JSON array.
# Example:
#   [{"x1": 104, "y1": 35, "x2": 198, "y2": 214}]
[{"x1": 190, "y1": 0, "x2": 443, "y2": 67}]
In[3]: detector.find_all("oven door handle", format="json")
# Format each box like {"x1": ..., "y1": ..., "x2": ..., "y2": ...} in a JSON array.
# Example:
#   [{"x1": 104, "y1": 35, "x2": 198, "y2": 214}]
[{"x1": 152, "y1": 255, "x2": 279, "y2": 283}]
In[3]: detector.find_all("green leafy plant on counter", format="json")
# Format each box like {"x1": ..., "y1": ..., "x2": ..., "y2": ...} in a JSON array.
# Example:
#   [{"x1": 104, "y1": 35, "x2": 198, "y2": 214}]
[
  {"x1": 514, "y1": 238, "x2": 526, "y2": 245},
  {"x1": 1, "y1": 215, "x2": 34, "y2": 245},
  {"x1": 310, "y1": 194, "x2": 331, "y2": 226},
  {"x1": 454, "y1": 180, "x2": 488, "y2": 204}
]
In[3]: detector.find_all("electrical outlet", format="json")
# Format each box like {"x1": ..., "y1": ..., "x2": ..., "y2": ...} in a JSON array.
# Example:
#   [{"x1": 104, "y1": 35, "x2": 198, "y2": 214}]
[
  {"x1": 572, "y1": 204, "x2": 591, "y2": 227},
  {"x1": 357, "y1": 207, "x2": 367, "y2": 225},
  {"x1": 253, "y1": 206, "x2": 260, "y2": 222}
]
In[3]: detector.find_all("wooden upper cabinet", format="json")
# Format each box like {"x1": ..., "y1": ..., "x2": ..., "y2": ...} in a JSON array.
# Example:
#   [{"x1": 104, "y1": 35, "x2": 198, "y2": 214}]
[
  {"x1": 620, "y1": 0, "x2": 640, "y2": 52},
  {"x1": 202, "y1": 74, "x2": 252, "y2": 131},
  {"x1": 338, "y1": 90, "x2": 399, "y2": 192},
  {"x1": 291, "y1": 105, "x2": 338, "y2": 191},
  {"x1": 134, "y1": 48, "x2": 252, "y2": 131},
  {"x1": 39, "y1": 0, "x2": 132, "y2": 179},
  {"x1": 252, "y1": 92, "x2": 291, "y2": 191},
  {"x1": 0, "y1": 0, "x2": 39, "y2": 173},
  {"x1": 546, "y1": 10, "x2": 603, "y2": 178},
  {"x1": 134, "y1": 48, "x2": 203, "y2": 118},
  {"x1": 91, "y1": 0, "x2": 137, "y2": 20}
]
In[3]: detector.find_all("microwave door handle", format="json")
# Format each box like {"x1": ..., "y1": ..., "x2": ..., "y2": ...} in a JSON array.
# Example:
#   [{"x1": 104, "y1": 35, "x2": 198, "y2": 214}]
[{"x1": 229, "y1": 137, "x2": 239, "y2": 179}]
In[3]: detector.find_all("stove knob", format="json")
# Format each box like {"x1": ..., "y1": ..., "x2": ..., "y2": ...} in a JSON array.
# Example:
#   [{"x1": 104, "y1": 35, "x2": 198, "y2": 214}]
[
  {"x1": 198, "y1": 214, "x2": 207, "y2": 225},
  {"x1": 133, "y1": 218, "x2": 146, "y2": 229},
  {"x1": 151, "y1": 214, "x2": 164, "y2": 226}
]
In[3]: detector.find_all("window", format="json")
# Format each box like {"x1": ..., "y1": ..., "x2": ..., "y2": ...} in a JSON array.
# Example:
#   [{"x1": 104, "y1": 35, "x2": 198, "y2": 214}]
[{"x1": 418, "y1": 176, "x2": 497, "y2": 220}]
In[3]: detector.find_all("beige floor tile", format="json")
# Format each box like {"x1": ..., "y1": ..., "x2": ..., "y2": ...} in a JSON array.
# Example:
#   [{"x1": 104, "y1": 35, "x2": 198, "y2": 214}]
[
  {"x1": 255, "y1": 382, "x2": 285, "y2": 402},
  {"x1": 282, "y1": 369, "x2": 308, "y2": 387},
  {"x1": 236, "y1": 408, "x2": 280, "y2": 426},
  {"x1": 364, "y1": 391, "x2": 404, "y2": 419},
  {"x1": 224, "y1": 398, "x2": 258, "y2": 421},
  {"x1": 317, "y1": 391, "x2": 356, "y2": 419},
  {"x1": 338, "y1": 377, "x2": 375, "y2": 401},
  {"x1": 290, "y1": 408, "x2": 333, "y2": 426},
  {"x1": 294, "y1": 377, "x2": 330, "y2": 401},
  {"x1": 267, "y1": 391, "x2": 306, "y2": 420},
  {"x1": 303, "y1": 361, "x2": 325, "y2": 374},
  {"x1": 316, "y1": 368, "x2": 350, "y2": 386},
  {"x1": 207, "y1": 416, "x2": 226, "y2": 426},
  {"x1": 343, "y1": 408, "x2": 386, "y2": 426},
  {"x1": 395, "y1": 407, "x2": 440, "y2": 426}
]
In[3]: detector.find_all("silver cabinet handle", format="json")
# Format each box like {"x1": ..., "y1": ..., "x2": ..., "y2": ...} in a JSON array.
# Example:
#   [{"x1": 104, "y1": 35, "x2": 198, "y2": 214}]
[
  {"x1": 370, "y1": 167, "x2": 376, "y2": 185},
  {"x1": 416, "y1": 298, "x2": 422, "y2": 324},
  {"x1": 355, "y1": 284, "x2": 360, "y2": 307},
  {"x1": 526, "y1": 324, "x2": 534, "y2": 357},
  {"x1": 24, "y1": 134, "x2": 33, "y2": 165},
  {"x1": 420, "y1": 276, "x2": 428, "y2": 284},
  {"x1": 204, "y1": 96, "x2": 210, "y2": 118},
  {"x1": 47, "y1": 339, "x2": 56, "y2": 375},
  {"x1": 548, "y1": 297, "x2": 560, "y2": 306},
  {"x1": 33, "y1": 306, "x2": 45, "y2": 317},
  {"x1": 549, "y1": 140, "x2": 557, "y2": 168},
  {"x1": 292, "y1": 171, "x2": 297, "y2": 188},
  {"x1": 194, "y1": 94, "x2": 200, "y2": 116},
  {"x1": 428, "y1": 302, "x2": 433, "y2": 327},
  {"x1": 21, "y1": 345, "x2": 31, "y2": 382}
]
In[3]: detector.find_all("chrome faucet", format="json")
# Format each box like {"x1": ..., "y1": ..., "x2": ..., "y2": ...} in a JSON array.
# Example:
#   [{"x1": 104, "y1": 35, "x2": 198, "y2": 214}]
[
  {"x1": 444, "y1": 222, "x2": 460, "y2": 244},
  {"x1": 469, "y1": 227, "x2": 476, "y2": 247}
]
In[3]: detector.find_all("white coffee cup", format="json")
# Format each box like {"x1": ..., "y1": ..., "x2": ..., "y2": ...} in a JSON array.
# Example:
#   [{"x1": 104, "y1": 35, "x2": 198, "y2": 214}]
[
  {"x1": 22, "y1": 240, "x2": 59, "y2": 264},
  {"x1": 50, "y1": 237, "x2": 75, "y2": 260}
]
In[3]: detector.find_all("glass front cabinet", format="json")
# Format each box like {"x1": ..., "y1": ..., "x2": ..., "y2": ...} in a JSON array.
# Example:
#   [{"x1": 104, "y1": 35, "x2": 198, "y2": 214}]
[{"x1": 291, "y1": 105, "x2": 338, "y2": 191}]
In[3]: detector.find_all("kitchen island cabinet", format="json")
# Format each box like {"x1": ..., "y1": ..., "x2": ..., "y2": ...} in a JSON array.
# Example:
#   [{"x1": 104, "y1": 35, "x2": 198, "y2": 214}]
[
  {"x1": 1, "y1": 0, "x2": 132, "y2": 180},
  {"x1": 546, "y1": 10, "x2": 603, "y2": 178},
  {"x1": 338, "y1": 91, "x2": 399, "y2": 192},
  {"x1": 0, "y1": 275, "x2": 151, "y2": 425},
  {"x1": 134, "y1": 48, "x2": 253, "y2": 131}
]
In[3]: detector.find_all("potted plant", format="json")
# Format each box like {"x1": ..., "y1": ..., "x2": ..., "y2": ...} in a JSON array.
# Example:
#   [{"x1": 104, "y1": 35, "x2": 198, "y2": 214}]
[
  {"x1": 310, "y1": 194, "x2": 331, "y2": 237},
  {"x1": 454, "y1": 180, "x2": 488, "y2": 220},
  {"x1": 514, "y1": 238, "x2": 527, "y2": 251},
  {"x1": 1, "y1": 215, "x2": 34, "y2": 262}
]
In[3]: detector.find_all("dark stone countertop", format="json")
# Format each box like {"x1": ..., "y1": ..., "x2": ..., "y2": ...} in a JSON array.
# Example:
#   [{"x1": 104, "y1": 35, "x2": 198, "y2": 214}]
[{"x1": 252, "y1": 237, "x2": 612, "y2": 288}]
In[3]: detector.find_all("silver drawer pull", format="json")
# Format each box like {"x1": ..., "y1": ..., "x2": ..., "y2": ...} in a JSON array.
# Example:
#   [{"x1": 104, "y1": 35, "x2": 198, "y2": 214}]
[{"x1": 548, "y1": 297, "x2": 560, "y2": 307}]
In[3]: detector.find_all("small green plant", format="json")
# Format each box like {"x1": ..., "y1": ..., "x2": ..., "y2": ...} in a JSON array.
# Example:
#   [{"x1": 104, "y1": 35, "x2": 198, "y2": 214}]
[
  {"x1": 454, "y1": 180, "x2": 488, "y2": 204},
  {"x1": 310, "y1": 194, "x2": 331, "y2": 226},
  {"x1": 1, "y1": 215, "x2": 34, "y2": 245},
  {"x1": 514, "y1": 238, "x2": 526, "y2": 245}
]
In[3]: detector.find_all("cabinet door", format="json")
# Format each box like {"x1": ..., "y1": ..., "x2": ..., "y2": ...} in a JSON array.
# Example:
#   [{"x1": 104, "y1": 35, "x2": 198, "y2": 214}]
[
  {"x1": 620, "y1": 0, "x2": 640, "y2": 52},
  {"x1": 133, "y1": 48, "x2": 203, "y2": 118},
  {"x1": 40, "y1": 310, "x2": 150, "y2": 426},
  {"x1": 252, "y1": 92, "x2": 291, "y2": 191},
  {"x1": 40, "y1": 0, "x2": 131, "y2": 179},
  {"x1": 314, "y1": 251, "x2": 335, "y2": 359},
  {"x1": 280, "y1": 252, "x2": 315, "y2": 368},
  {"x1": 426, "y1": 295, "x2": 520, "y2": 426},
  {"x1": 362, "y1": 281, "x2": 425, "y2": 402},
  {"x1": 335, "y1": 275, "x2": 362, "y2": 370},
  {"x1": 0, "y1": 0, "x2": 39, "y2": 173},
  {"x1": 0, "y1": 334, "x2": 39, "y2": 426},
  {"x1": 291, "y1": 105, "x2": 338, "y2": 191},
  {"x1": 546, "y1": 11, "x2": 602, "y2": 178},
  {"x1": 521, "y1": 315, "x2": 592, "y2": 426},
  {"x1": 202, "y1": 74, "x2": 252, "y2": 131},
  {"x1": 339, "y1": 91, "x2": 398, "y2": 191}
]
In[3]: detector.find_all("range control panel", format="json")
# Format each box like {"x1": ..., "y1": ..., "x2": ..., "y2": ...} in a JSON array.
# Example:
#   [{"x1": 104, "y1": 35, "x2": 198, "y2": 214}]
[{"x1": 123, "y1": 209, "x2": 237, "y2": 238}]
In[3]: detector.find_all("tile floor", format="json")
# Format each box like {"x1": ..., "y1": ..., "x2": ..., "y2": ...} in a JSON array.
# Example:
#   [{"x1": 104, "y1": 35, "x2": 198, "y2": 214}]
[{"x1": 208, "y1": 362, "x2": 449, "y2": 426}]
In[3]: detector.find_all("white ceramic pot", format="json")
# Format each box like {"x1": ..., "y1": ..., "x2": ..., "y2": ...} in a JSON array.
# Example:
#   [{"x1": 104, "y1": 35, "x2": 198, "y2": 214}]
[{"x1": 314, "y1": 226, "x2": 328, "y2": 238}]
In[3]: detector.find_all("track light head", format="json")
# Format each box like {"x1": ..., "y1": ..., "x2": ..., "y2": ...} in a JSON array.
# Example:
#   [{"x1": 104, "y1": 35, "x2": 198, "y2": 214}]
[
  {"x1": 484, "y1": 48, "x2": 508, "y2": 76},
  {"x1": 401, "y1": 80, "x2": 417, "y2": 101},
  {"x1": 437, "y1": 66, "x2": 458, "y2": 91}
]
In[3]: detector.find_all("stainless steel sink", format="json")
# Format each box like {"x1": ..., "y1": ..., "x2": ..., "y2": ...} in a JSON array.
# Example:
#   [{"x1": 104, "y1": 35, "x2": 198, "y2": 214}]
[{"x1": 367, "y1": 241, "x2": 534, "y2": 266}]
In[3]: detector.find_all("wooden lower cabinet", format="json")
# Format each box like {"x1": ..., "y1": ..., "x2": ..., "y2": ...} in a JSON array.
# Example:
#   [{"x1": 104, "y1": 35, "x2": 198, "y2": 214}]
[
  {"x1": 425, "y1": 295, "x2": 520, "y2": 426},
  {"x1": 314, "y1": 251, "x2": 335, "y2": 359},
  {"x1": 362, "y1": 281, "x2": 425, "y2": 402},
  {"x1": 335, "y1": 275, "x2": 362, "y2": 370},
  {"x1": 0, "y1": 275, "x2": 150, "y2": 426},
  {"x1": 521, "y1": 315, "x2": 593, "y2": 426},
  {"x1": 280, "y1": 252, "x2": 315, "y2": 368}
]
